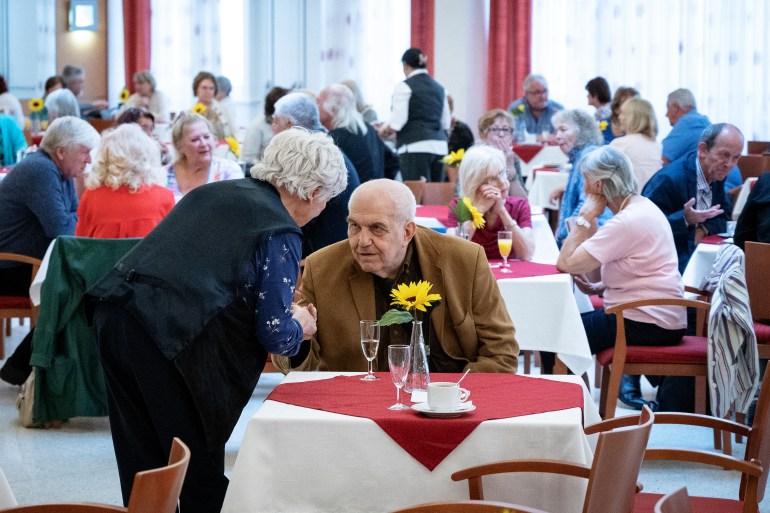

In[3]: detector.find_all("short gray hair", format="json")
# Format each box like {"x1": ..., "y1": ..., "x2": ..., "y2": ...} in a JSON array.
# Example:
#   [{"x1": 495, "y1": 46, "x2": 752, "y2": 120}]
[
  {"x1": 667, "y1": 88, "x2": 696, "y2": 110},
  {"x1": 700, "y1": 122, "x2": 744, "y2": 150},
  {"x1": 61, "y1": 65, "x2": 84, "y2": 86},
  {"x1": 45, "y1": 88, "x2": 81, "y2": 119},
  {"x1": 551, "y1": 109, "x2": 603, "y2": 148},
  {"x1": 40, "y1": 116, "x2": 100, "y2": 154},
  {"x1": 216, "y1": 75, "x2": 232, "y2": 96},
  {"x1": 523, "y1": 74, "x2": 548, "y2": 92},
  {"x1": 319, "y1": 84, "x2": 367, "y2": 135},
  {"x1": 349, "y1": 179, "x2": 416, "y2": 224},
  {"x1": 459, "y1": 145, "x2": 507, "y2": 198},
  {"x1": 273, "y1": 92, "x2": 323, "y2": 130},
  {"x1": 87, "y1": 123, "x2": 163, "y2": 191},
  {"x1": 577, "y1": 146, "x2": 637, "y2": 202},
  {"x1": 251, "y1": 127, "x2": 347, "y2": 202}
]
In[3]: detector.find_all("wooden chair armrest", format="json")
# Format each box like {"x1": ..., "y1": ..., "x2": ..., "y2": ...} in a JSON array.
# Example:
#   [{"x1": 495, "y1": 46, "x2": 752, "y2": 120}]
[
  {"x1": 605, "y1": 297, "x2": 710, "y2": 315},
  {"x1": 651, "y1": 412, "x2": 751, "y2": 436},
  {"x1": 452, "y1": 459, "x2": 590, "y2": 482},
  {"x1": 584, "y1": 415, "x2": 640, "y2": 434},
  {"x1": 645, "y1": 449, "x2": 763, "y2": 476}
]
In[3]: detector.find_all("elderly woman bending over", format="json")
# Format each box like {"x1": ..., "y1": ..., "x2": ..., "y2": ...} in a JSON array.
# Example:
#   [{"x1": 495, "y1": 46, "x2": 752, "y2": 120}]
[
  {"x1": 76, "y1": 124, "x2": 174, "y2": 238},
  {"x1": 452, "y1": 145, "x2": 534, "y2": 260},
  {"x1": 557, "y1": 146, "x2": 686, "y2": 357}
]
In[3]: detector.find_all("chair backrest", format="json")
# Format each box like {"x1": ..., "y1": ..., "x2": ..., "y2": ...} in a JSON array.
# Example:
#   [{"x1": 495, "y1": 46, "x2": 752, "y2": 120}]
[
  {"x1": 737, "y1": 155, "x2": 770, "y2": 181},
  {"x1": 745, "y1": 241, "x2": 770, "y2": 321},
  {"x1": 126, "y1": 438, "x2": 190, "y2": 513},
  {"x1": 390, "y1": 500, "x2": 547, "y2": 513},
  {"x1": 742, "y1": 365, "x2": 770, "y2": 503},
  {"x1": 404, "y1": 180, "x2": 425, "y2": 205},
  {"x1": 654, "y1": 487, "x2": 693, "y2": 513},
  {"x1": 747, "y1": 141, "x2": 770, "y2": 155},
  {"x1": 87, "y1": 118, "x2": 115, "y2": 134},
  {"x1": 583, "y1": 406, "x2": 654, "y2": 513},
  {"x1": 421, "y1": 182, "x2": 455, "y2": 206}
]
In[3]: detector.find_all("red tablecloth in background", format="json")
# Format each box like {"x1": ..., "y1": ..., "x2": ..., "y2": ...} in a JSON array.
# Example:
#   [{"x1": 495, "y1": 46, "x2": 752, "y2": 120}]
[
  {"x1": 512, "y1": 144, "x2": 544, "y2": 163},
  {"x1": 489, "y1": 259, "x2": 562, "y2": 280},
  {"x1": 531, "y1": 166, "x2": 559, "y2": 180},
  {"x1": 267, "y1": 373, "x2": 583, "y2": 470},
  {"x1": 31, "y1": 134, "x2": 44, "y2": 146},
  {"x1": 416, "y1": 205, "x2": 452, "y2": 226},
  {"x1": 700, "y1": 235, "x2": 728, "y2": 245}
]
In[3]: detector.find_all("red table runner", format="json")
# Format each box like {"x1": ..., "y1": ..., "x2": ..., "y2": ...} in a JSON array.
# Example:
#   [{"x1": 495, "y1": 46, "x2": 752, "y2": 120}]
[
  {"x1": 267, "y1": 373, "x2": 583, "y2": 470},
  {"x1": 416, "y1": 205, "x2": 452, "y2": 226},
  {"x1": 700, "y1": 235, "x2": 727, "y2": 245},
  {"x1": 489, "y1": 259, "x2": 562, "y2": 280},
  {"x1": 512, "y1": 144, "x2": 543, "y2": 163}
]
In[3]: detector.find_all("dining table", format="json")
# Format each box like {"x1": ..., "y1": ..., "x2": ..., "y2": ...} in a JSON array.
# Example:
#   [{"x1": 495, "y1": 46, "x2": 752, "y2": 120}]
[
  {"x1": 731, "y1": 176, "x2": 759, "y2": 220},
  {"x1": 512, "y1": 144, "x2": 567, "y2": 181},
  {"x1": 221, "y1": 371, "x2": 601, "y2": 513},
  {"x1": 681, "y1": 236, "x2": 730, "y2": 290},
  {"x1": 527, "y1": 169, "x2": 569, "y2": 210}
]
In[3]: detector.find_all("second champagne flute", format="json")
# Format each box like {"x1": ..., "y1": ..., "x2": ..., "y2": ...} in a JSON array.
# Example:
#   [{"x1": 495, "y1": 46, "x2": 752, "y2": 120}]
[
  {"x1": 498, "y1": 230, "x2": 513, "y2": 273},
  {"x1": 360, "y1": 320, "x2": 380, "y2": 381},
  {"x1": 388, "y1": 344, "x2": 411, "y2": 410}
]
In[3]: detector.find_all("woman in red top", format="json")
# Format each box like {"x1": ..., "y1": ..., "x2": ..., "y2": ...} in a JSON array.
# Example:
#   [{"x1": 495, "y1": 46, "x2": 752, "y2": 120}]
[
  {"x1": 76, "y1": 124, "x2": 174, "y2": 238},
  {"x1": 455, "y1": 145, "x2": 535, "y2": 260}
]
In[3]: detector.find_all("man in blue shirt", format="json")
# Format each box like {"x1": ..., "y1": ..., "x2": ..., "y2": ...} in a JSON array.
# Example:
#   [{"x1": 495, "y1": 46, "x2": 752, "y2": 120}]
[
  {"x1": 507, "y1": 74, "x2": 564, "y2": 139},
  {"x1": 661, "y1": 88, "x2": 711, "y2": 165}
]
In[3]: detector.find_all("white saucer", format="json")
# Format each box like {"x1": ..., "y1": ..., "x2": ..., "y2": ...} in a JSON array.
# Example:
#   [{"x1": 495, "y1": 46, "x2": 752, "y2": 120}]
[{"x1": 411, "y1": 402, "x2": 476, "y2": 418}]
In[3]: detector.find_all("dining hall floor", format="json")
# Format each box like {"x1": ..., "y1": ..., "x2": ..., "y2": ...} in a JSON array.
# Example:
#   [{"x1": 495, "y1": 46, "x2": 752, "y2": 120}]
[{"x1": 0, "y1": 319, "x2": 767, "y2": 511}]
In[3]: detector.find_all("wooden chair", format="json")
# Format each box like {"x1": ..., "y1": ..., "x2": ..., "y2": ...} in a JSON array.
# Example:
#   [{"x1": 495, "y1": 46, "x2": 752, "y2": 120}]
[
  {"x1": 745, "y1": 242, "x2": 770, "y2": 360},
  {"x1": 421, "y1": 182, "x2": 455, "y2": 206},
  {"x1": 404, "y1": 180, "x2": 425, "y2": 205},
  {"x1": 0, "y1": 438, "x2": 190, "y2": 513},
  {"x1": 736, "y1": 155, "x2": 770, "y2": 181},
  {"x1": 596, "y1": 298, "x2": 711, "y2": 420},
  {"x1": 452, "y1": 407, "x2": 654, "y2": 513},
  {"x1": 391, "y1": 500, "x2": 547, "y2": 513},
  {"x1": 654, "y1": 487, "x2": 692, "y2": 513},
  {"x1": 0, "y1": 253, "x2": 42, "y2": 359},
  {"x1": 87, "y1": 118, "x2": 115, "y2": 134},
  {"x1": 747, "y1": 140, "x2": 770, "y2": 155}
]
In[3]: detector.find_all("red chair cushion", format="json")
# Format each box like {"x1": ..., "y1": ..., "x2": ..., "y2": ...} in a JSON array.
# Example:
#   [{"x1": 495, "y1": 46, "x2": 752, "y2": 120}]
[
  {"x1": 755, "y1": 321, "x2": 770, "y2": 345},
  {"x1": 0, "y1": 295, "x2": 32, "y2": 309},
  {"x1": 596, "y1": 336, "x2": 707, "y2": 366},
  {"x1": 635, "y1": 492, "x2": 743, "y2": 512},
  {"x1": 589, "y1": 295, "x2": 604, "y2": 310}
]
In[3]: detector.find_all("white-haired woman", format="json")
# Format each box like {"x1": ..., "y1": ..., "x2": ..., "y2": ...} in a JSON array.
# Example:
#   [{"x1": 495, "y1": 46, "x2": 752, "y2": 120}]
[
  {"x1": 117, "y1": 70, "x2": 169, "y2": 122},
  {"x1": 451, "y1": 145, "x2": 534, "y2": 260},
  {"x1": 89, "y1": 127, "x2": 346, "y2": 513},
  {"x1": 45, "y1": 88, "x2": 81, "y2": 120},
  {"x1": 166, "y1": 112, "x2": 242, "y2": 202},
  {"x1": 550, "y1": 109, "x2": 612, "y2": 247},
  {"x1": 610, "y1": 97, "x2": 662, "y2": 191},
  {"x1": 76, "y1": 124, "x2": 174, "y2": 238},
  {"x1": 557, "y1": 146, "x2": 686, "y2": 410}
]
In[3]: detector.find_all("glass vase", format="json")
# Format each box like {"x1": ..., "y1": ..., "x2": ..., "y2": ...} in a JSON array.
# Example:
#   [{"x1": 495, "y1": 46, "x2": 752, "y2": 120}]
[
  {"x1": 405, "y1": 320, "x2": 430, "y2": 393},
  {"x1": 456, "y1": 221, "x2": 469, "y2": 240}
]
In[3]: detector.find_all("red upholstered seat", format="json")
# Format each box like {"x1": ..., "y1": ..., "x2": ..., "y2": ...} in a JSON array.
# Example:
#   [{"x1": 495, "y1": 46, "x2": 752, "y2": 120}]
[
  {"x1": 754, "y1": 321, "x2": 770, "y2": 345},
  {"x1": 634, "y1": 492, "x2": 745, "y2": 513},
  {"x1": 0, "y1": 296, "x2": 33, "y2": 309},
  {"x1": 596, "y1": 336, "x2": 707, "y2": 366}
]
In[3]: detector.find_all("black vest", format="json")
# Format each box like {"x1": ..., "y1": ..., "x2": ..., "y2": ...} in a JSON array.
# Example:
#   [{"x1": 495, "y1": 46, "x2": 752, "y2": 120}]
[{"x1": 396, "y1": 73, "x2": 447, "y2": 148}]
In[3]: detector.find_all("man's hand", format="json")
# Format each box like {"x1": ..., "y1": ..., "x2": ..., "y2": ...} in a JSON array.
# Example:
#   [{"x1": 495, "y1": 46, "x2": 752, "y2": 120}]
[
  {"x1": 579, "y1": 193, "x2": 608, "y2": 220},
  {"x1": 683, "y1": 198, "x2": 723, "y2": 226},
  {"x1": 292, "y1": 303, "x2": 317, "y2": 340}
]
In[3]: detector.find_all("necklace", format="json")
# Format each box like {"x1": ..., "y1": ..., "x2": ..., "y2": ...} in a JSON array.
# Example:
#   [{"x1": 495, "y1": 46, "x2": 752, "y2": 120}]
[{"x1": 618, "y1": 193, "x2": 635, "y2": 212}]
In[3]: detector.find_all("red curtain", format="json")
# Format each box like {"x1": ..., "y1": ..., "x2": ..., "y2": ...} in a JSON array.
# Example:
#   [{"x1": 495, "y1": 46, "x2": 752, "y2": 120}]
[
  {"x1": 410, "y1": 0, "x2": 435, "y2": 75},
  {"x1": 123, "y1": 0, "x2": 152, "y2": 91},
  {"x1": 486, "y1": 0, "x2": 531, "y2": 110}
]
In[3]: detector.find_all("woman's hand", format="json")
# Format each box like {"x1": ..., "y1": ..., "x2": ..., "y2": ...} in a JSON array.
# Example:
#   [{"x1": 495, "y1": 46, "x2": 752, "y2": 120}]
[
  {"x1": 580, "y1": 193, "x2": 607, "y2": 220},
  {"x1": 573, "y1": 274, "x2": 605, "y2": 296},
  {"x1": 476, "y1": 184, "x2": 505, "y2": 214},
  {"x1": 549, "y1": 187, "x2": 565, "y2": 204},
  {"x1": 292, "y1": 303, "x2": 317, "y2": 340}
]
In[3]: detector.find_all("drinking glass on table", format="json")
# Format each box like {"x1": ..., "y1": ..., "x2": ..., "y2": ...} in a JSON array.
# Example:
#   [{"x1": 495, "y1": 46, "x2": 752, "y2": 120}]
[
  {"x1": 388, "y1": 344, "x2": 411, "y2": 410},
  {"x1": 498, "y1": 230, "x2": 513, "y2": 273},
  {"x1": 360, "y1": 320, "x2": 380, "y2": 381}
]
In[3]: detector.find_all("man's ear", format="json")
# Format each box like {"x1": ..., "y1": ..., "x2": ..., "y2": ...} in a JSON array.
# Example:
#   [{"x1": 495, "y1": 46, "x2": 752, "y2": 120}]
[{"x1": 403, "y1": 221, "x2": 417, "y2": 243}]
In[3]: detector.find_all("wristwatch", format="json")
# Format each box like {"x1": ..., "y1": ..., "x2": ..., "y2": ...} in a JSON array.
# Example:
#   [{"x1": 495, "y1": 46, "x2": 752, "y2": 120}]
[{"x1": 575, "y1": 216, "x2": 591, "y2": 228}]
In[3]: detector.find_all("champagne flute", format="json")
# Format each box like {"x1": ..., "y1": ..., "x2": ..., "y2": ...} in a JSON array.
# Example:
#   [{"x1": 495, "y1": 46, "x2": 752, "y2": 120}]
[
  {"x1": 388, "y1": 344, "x2": 411, "y2": 410},
  {"x1": 498, "y1": 230, "x2": 513, "y2": 273},
  {"x1": 360, "y1": 320, "x2": 380, "y2": 381}
]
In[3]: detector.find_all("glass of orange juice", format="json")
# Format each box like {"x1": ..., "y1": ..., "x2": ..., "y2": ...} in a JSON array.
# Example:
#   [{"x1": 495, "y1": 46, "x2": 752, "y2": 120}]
[{"x1": 498, "y1": 231, "x2": 513, "y2": 273}]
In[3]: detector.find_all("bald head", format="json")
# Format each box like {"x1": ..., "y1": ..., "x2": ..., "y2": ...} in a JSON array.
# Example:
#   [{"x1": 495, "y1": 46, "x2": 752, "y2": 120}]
[{"x1": 697, "y1": 123, "x2": 744, "y2": 183}]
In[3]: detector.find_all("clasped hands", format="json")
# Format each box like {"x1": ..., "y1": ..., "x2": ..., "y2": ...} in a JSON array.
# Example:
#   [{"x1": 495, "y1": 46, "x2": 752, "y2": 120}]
[
  {"x1": 476, "y1": 184, "x2": 505, "y2": 214},
  {"x1": 292, "y1": 303, "x2": 317, "y2": 340}
]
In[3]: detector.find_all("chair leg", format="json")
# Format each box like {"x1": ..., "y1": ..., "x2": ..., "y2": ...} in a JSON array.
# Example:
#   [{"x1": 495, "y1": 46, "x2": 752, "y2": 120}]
[
  {"x1": 0, "y1": 320, "x2": 4, "y2": 359},
  {"x1": 522, "y1": 350, "x2": 531, "y2": 374},
  {"x1": 735, "y1": 412, "x2": 745, "y2": 443},
  {"x1": 598, "y1": 365, "x2": 611, "y2": 418},
  {"x1": 4, "y1": 319, "x2": 10, "y2": 336},
  {"x1": 594, "y1": 356, "x2": 601, "y2": 390}
]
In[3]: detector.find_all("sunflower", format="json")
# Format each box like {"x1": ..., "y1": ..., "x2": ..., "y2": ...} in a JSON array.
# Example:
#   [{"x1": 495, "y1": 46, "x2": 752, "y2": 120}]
[
  {"x1": 450, "y1": 197, "x2": 485, "y2": 229},
  {"x1": 119, "y1": 88, "x2": 130, "y2": 102},
  {"x1": 463, "y1": 197, "x2": 486, "y2": 229},
  {"x1": 440, "y1": 148, "x2": 464, "y2": 168},
  {"x1": 225, "y1": 136, "x2": 240, "y2": 158},
  {"x1": 511, "y1": 103, "x2": 525, "y2": 116},
  {"x1": 192, "y1": 102, "x2": 207, "y2": 114},
  {"x1": 28, "y1": 98, "x2": 44, "y2": 112},
  {"x1": 378, "y1": 280, "x2": 442, "y2": 326}
]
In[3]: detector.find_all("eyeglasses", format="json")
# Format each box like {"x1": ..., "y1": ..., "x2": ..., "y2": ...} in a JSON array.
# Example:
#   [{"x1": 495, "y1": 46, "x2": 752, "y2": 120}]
[
  {"x1": 526, "y1": 89, "x2": 548, "y2": 96},
  {"x1": 486, "y1": 127, "x2": 513, "y2": 135}
]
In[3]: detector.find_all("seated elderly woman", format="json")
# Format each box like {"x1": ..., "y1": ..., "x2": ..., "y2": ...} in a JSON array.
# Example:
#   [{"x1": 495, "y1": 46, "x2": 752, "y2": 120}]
[
  {"x1": 190, "y1": 70, "x2": 233, "y2": 141},
  {"x1": 117, "y1": 70, "x2": 168, "y2": 122},
  {"x1": 476, "y1": 109, "x2": 527, "y2": 198},
  {"x1": 557, "y1": 146, "x2": 686, "y2": 409},
  {"x1": 115, "y1": 107, "x2": 171, "y2": 164},
  {"x1": 550, "y1": 108, "x2": 612, "y2": 247},
  {"x1": 450, "y1": 145, "x2": 534, "y2": 260},
  {"x1": 166, "y1": 112, "x2": 242, "y2": 202},
  {"x1": 610, "y1": 97, "x2": 662, "y2": 192},
  {"x1": 44, "y1": 88, "x2": 81, "y2": 120},
  {"x1": 75, "y1": 124, "x2": 174, "y2": 238}
]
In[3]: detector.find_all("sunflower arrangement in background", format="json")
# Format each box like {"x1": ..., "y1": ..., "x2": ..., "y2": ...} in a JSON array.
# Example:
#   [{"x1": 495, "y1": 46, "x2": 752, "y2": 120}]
[
  {"x1": 192, "y1": 103, "x2": 207, "y2": 114},
  {"x1": 119, "y1": 88, "x2": 130, "y2": 103}
]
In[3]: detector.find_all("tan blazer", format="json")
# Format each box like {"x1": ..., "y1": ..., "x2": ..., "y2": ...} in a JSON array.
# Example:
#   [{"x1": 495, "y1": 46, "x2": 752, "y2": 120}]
[{"x1": 273, "y1": 227, "x2": 519, "y2": 373}]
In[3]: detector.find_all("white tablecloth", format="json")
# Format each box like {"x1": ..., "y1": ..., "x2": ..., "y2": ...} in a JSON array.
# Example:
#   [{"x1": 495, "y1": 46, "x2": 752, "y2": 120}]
[
  {"x1": 732, "y1": 177, "x2": 758, "y2": 220},
  {"x1": 222, "y1": 372, "x2": 600, "y2": 513},
  {"x1": 681, "y1": 243, "x2": 721, "y2": 289},
  {"x1": 527, "y1": 171, "x2": 569, "y2": 210},
  {"x1": 518, "y1": 146, "x2": 567, "y2": 180}
]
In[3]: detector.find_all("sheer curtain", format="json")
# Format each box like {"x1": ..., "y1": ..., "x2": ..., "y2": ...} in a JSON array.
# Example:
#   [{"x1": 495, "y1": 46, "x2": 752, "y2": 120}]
[
  {"x1": 532, "y1": 0, "x2": 769, "y2": 140},
  {"x1": 151, "y1": 0, "x2": 222, "y2": 118}
]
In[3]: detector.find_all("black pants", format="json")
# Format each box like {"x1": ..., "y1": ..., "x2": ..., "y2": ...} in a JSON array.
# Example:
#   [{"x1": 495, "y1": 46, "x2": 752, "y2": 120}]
[
  {"x1": 398, "y1": 152, "x2": 445, "y2": 182},
  {"x1": 0, "y1": 264, "x2": 32, "y2": 296},
  {"x1": 92, "y1": 303, "x2": 228, "y2": 513}
]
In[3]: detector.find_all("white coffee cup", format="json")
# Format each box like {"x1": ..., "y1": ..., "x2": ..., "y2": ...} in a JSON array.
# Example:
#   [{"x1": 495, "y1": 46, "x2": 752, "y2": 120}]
[{"x1": 427, "y1": 382, "x2": 471, "y2": 411}]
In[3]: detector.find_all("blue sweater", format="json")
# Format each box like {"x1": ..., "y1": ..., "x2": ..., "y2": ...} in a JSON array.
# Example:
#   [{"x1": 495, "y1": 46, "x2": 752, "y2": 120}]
[{"x1": 0, "y1": 150, "x2": 77, "y2": 266}]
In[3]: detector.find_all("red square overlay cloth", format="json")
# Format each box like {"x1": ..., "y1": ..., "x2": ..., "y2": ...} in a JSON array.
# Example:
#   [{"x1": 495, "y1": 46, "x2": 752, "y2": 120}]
[{"x1": 267, "y1": 373, "x2": 584, "y2": 470}]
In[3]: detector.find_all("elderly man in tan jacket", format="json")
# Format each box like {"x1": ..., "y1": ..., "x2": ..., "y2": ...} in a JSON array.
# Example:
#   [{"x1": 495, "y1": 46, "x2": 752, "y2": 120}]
[{"x1": 273, "y1": 179, "x2": 519, "y2": 374}]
